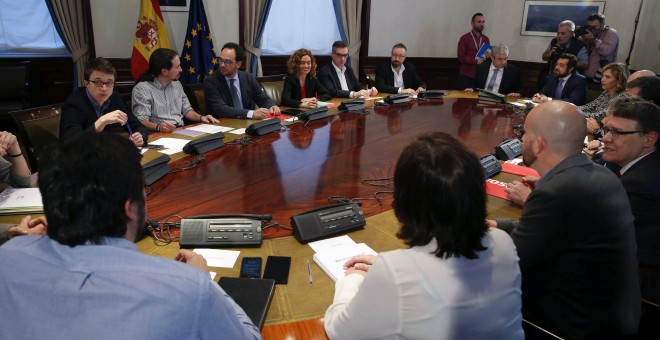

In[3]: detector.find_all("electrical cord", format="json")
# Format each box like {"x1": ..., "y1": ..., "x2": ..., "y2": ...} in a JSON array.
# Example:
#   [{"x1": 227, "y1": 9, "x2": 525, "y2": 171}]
[
  {"x1": 147, "y1": 214, "x2": 183, "y2": 245},
  {"x1": 170, "y1": 155, "x2": 205, "y2": 173}
]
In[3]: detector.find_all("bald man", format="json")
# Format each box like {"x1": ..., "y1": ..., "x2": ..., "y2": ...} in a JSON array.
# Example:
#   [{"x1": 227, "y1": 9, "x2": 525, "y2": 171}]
[
  {"x1": 626, "y1": 69, "x2": 656, "y2": 97},
  {"x1": 488, "y1": 101, "x2": 640, "y2": 338}
]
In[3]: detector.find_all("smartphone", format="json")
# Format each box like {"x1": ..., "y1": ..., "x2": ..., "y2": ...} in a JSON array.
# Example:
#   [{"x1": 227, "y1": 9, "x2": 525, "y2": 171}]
[
  {"x1": 240, "y1": 257, "x2": 262, "y2": 279},
  {"x1": 262, "y1": 256, "x2": 291, "y2": 284},
  {"x1": 142, "y1": 144, "x2": 164, "y2": 150}
]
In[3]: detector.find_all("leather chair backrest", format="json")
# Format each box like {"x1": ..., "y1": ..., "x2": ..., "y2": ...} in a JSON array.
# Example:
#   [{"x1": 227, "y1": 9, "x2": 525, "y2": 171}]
[
  {"x1": 9, "y1": 104, "x2": 61, "y2": 171},
  {"x1": 184, "y1": 83, "x2": 206, "y2": 115},
  {"x1": 257, "y1": 74, "x2": 287, "y2": 106}
]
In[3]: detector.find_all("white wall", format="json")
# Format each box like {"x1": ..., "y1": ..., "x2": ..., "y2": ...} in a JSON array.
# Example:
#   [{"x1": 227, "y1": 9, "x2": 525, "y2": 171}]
[
  {"x1": 91, "y1": 0, "x2": 239, "y2": 58},
  {"x1": 368, "y1": 0, "x2": 659, "y2": 72}
]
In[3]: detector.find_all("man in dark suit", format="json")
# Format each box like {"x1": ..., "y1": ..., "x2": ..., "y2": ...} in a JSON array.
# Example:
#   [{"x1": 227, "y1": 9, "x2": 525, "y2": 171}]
[
  {"x1": 470, "y1": 44, "x2": 523, "y2": 96},
  {"x1": 204, "y1": 42, "x2": 279, "y2": 119},
  {"x1": 600, "y1": 97, "x2": 660, "y2": 337},
  {"x1": 488, "y1": 101, "x2": 640, "y2": 338},
  {"x1": 532, "y1": 53, "x2": 587, "y2": 105},
  {"x1": 318, "y1": 41, "x2": 376, "y2": 99},
  {"x1": 60, "y1": 57, "x2": 147, "y2": 146},
  {"x1": 375, "y1": 43, "x2": 426, "y2": 95}
]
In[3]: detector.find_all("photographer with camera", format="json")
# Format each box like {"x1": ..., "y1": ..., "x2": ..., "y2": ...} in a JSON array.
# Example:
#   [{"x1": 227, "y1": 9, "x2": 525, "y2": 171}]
[
  {"x1": 539, "y1": 20, "x2": 587, "y2": 90},
  {"x1": 577, "y1": 13, "x2": 619, "y2": 81}
]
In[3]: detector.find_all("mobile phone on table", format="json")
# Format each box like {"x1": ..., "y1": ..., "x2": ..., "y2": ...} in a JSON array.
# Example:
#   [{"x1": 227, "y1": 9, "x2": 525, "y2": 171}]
[
  {"x1": 142, "y1": 144, "x2": 164, "y2": 150},
  {"x1": 262, "y1": 256, "x2": 291, "y2": 284},
  {"x1": 239, "y1": 257, "x2": 262, "y2": 279}
]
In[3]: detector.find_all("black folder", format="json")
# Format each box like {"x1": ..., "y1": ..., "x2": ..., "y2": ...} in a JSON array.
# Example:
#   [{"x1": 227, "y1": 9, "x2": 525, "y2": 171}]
[{"x1": 218, "y1": 277, "x2": 276, "y2": 329}]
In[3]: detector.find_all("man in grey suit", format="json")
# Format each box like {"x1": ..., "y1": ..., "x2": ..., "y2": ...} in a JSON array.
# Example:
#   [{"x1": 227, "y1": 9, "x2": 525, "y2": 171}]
[
  {"x1": 317, "y1": 41, "x2": 376, "y2": 99},
  {"x1": 204, "y1": 42, "x2": 280, "y2": 119},
  {"x1": 487, "y1": 101, "x2": 640, "y2": 338}
]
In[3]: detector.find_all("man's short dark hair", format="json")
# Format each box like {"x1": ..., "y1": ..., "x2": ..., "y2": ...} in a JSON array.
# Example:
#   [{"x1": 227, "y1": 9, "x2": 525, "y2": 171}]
[
  {"x1": 332, "y1": 41, "x2": 348, "y2": 54},
  {"x1": 609, "y1": 97, "x2": 660, "y2": 147},
  {"x1": 587, "y1": 13, "x2": 605, "y2": 24},
  {"x1": 39, "y1": 132, "x2": 145, "y2": 246},
  {"x1": 393, "y1": 132, "x2": 487, "y2": 259},
  {"x1": 392, "y1": 42, "x2": 407, "y2": 53},
  {"x1": 639, "y1": 77, "x2": 660, "y2": 104},
  {"x1": 627, "y1": 75, "x2": 656, "y2": 90},
  {"x1": 222, "y1": 42, "x2": 245, "y2": 64},
  {"x1": 140, "y1": 48, "x2": 178, "y2": 82},
  {"x1": 558, "y1": 53, "x2": 578, "y2": 71},
  {"x1": 85, "y1": 57, "x2": 117, "y2": 80},
  {"x1": 471, "y1": 13, "x2": 484, "y2": 22}
]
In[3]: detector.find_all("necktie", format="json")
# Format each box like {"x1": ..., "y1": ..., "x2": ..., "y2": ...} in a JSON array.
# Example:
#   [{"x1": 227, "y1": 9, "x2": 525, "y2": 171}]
[
  {"x1": 486, "y1": 69, "x2": 499, "y2": 91},
  {"x1": 554, "y1": 79, "x2": 565, "y2": 99},
  {"x1": 229, "y1": 78, "x2": 243, "y2": 109}
]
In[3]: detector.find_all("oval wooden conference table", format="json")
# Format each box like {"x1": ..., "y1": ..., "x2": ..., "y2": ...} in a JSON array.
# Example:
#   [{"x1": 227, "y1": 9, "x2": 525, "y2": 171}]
[{"x1": 137, "y1": 91, "x2": 527, "y2": 339}]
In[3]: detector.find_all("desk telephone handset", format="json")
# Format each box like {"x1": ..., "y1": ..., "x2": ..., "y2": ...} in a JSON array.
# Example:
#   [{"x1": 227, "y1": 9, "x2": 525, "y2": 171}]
[
  {"x1": 179, "y1": 214, "x2": 271, "y2": 248},
  {"x1": 291, "y1": 203, "x2": 366, "y2": 243}
]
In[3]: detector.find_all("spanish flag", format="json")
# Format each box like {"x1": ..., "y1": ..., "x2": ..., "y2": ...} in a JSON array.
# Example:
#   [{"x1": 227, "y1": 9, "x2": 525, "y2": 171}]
[{"x1": 130, "y1": 0, "x2": 171, "y2": 80}]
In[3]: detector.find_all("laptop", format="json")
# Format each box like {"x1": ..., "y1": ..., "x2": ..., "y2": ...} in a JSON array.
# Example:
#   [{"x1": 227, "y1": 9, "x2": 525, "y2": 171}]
[{"x1": 218, "y1": 277, "x2": 276, "y2": 329}]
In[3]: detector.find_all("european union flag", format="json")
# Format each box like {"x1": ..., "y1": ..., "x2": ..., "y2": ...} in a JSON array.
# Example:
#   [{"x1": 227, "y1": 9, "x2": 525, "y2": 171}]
[{"x1": 180, "y1": 0, "x2": 217, "y2": 84}]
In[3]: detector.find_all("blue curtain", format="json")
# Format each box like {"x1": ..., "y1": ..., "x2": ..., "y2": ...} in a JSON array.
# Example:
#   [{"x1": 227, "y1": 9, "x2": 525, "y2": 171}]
[
  {"x1": 331, "y1": 0, "x2": 350, "y2": 66},
  {"x1": 250, "y1": 0, "x2": 274, "y2": 76},
  {"x1": 45, "y1": 1, "x2": 76, "y2": 90}
]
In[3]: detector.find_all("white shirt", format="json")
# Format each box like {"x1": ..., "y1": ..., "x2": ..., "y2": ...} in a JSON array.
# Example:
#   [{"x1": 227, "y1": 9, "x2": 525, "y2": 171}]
[
  {"x1": 485, "y1": 63, "x2": 504, "y2": 93},
  {"x1": 392, "y1": 64, "x2": 406, "y2": 91},
  {"x1": 333, "y1": 62, "x2": 349, "y2": 91},
  {"x1": 324, "y1": 228, "x2": 524, "y2": 340}
]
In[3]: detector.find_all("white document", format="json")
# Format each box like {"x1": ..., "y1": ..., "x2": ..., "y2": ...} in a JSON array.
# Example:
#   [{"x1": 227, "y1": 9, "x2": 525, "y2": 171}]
[
  {"x1": 150, "y1": 137, "x2": 190, "y2": 154},
  {"x1": 209, "y1": 272, "x2": 217, "y2": 280},
  {"x1": 0, "y1": 188, "x2": 43, "y2": 215},
  {"x1": 228, "y1": 128, "x2": 246, "y2": 135},
  {"x1": 308, "y1": 235, "x2": 357, "y2": 253},
  {"x1": 313, "y1": 243, "x2": 378, "y2": 282},
  {"x1": 193, "y1": 248, "x2": 241, "y2": 268},
  {"x1": 185, "y1": 124, "x2": 234, "y2": 134}
]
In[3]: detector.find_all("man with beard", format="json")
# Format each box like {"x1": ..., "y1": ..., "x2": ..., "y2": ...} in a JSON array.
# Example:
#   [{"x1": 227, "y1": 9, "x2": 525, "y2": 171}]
[
  {"x1": 578, "y1": 13, "x2": 619, "y2": 81},
  {"x1": 132, "y1": 48, "x2": 218, "y2": 132},
  {"x1": 532, "y1": 53, "x2": 587, "y2": 105},
  {"x1": 0, "y1": 132, "x2": 261, "y2": 339},
  {"x1": 375, "y1": 43, "x2": 426, "y2": 95},
  {"x1": 204, "y1": 42, "x2": 280, "y2": 119},
  {"x1": 538, "y1": 20, "x2": 587, "y2": 89},
  {"x1": 487, "y1": 101, "x2": 640, "y2": 338},
  {"x1": 457, "y1": 13, "x2": 491, "y2": 90}
]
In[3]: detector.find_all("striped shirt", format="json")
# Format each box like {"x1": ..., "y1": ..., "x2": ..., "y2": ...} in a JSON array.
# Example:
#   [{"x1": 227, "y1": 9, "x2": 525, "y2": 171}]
[{"x1": 132, "y1": 78, "x2": 193, "y2": 126}]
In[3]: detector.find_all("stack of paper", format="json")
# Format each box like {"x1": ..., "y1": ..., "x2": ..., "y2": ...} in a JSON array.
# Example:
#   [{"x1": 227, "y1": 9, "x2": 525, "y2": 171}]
[
  {"x1": 0, "y1": 188, "x2": 43, "y2": 215},
  {"x1": 309, "y1": 236, "x2": 378, "y2": 282}
]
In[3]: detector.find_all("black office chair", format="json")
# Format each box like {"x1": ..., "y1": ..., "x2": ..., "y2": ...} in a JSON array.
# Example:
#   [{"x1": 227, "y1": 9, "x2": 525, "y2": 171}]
[
  {"x1": 184, "y1": 83, "x2": 206, "y2": 115},
  {"x1": 522, "y1": 318, "x2": 564, "y2": 340},
  {"x1": 10, "y1": 104, "x2": 62, "y2": 171},
  {"x1": 257, "y1": 74, "x2": 286, "y2": 106},
  {"x1": 0, "y1": 61, "x2": 31, "y2": 134}
]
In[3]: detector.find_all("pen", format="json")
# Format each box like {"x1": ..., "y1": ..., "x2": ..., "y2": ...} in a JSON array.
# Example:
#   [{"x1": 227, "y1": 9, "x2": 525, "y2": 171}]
[
  {"x1": 307, "y1": 260, "x2": 313, "y2": 284},
  {"x1": 125, "y1": 120, "x2": 133, "y2": 135}
]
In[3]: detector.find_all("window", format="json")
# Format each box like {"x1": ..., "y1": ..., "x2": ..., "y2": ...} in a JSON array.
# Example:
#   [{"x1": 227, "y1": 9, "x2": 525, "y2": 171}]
[
  {"x1": 0, "y1": 0, "x2": 69, "y2": 57},
  {"x1": 260, "y1": 0, "x2": 342, "y2": 56}
]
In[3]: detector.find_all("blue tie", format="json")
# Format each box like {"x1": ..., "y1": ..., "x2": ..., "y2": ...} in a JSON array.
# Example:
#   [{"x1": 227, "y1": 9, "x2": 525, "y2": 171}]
[
  {"x1": 486, "y1": 69, "x2": 499, "y2": 91},
  {"x1": 554, "y1": 78, "x2": 565, "y2": 99},
  {"x1": 229, "y1": 78, "x2": 243, "y2": 109}
]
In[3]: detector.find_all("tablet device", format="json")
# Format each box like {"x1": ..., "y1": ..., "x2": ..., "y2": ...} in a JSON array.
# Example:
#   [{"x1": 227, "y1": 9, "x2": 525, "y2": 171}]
[{"x1": 262, "y1": 256, "x2": 291, "y2": 284}]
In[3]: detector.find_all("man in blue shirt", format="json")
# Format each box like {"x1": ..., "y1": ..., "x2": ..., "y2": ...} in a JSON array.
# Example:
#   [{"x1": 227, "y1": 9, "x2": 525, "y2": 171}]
[{"x1": 0, "y1": 132, "x2": 261, "y2": 340}]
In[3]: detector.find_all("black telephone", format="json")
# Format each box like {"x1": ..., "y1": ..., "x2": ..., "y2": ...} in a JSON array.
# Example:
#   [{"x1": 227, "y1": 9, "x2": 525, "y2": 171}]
[
  {"x1": 477, "y1": 88, "x2": 505, "y2": 103},
  {"x1": 290, "y1": 203, "x2": 366, "y2": 243},
  {"x1": 338, "y1": 99, "x2": 366, "y2": 112},
  {"x1": 495, "y1": 139, "x2": 523, "y2": 161},
  {"x1": 142, "y1": 154, "x2": 171, "y2": 185},
  {"x1": 417, "y1": 90, "x2": 445, "y2": 100},
  {"x1": 179, "y1": 214, "x2": 271, "y2": 248},
  {"x1": 480, "y1": 154, "x2": 502, "y2": 178},
  {"x1": 246, "y1": 118, "x2": 281, "y2": 136},
  {"x1": 183, "y1": 132, "x2": 225, "y2": 154},
  {"x1": 296, "y1": 106, "x2": 328, "y2": 122},
  {"x1": 384, "y1": 93, "x2": 409, "y2": 104}
]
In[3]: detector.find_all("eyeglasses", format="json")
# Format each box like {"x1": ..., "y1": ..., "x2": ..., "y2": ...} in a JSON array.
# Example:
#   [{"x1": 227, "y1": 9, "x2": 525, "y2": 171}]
[
  {"x1": 333, "y1": 53, "x2": 348, "y2": 58},
  {"x1": 391, "y1": 54, "x2": 406, "y2": 59},
  {"x1": 87, "y1": 80, "x2": 115, "y2": 88},
  {"x1": 218, "y1": 59, "x2": 235, "y2": 65},
  {"x1": 602, "y1": 127, "x2": 644, "y2": 139}
]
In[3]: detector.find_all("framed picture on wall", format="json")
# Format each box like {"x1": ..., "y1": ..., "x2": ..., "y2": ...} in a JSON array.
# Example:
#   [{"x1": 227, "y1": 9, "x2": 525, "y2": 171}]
[
  {"x1": 159, "y1": 0, "x2": 189, "y2": 12},
  {"x1": 521, "y1": 1, "x2": 606, "y2": 36}
]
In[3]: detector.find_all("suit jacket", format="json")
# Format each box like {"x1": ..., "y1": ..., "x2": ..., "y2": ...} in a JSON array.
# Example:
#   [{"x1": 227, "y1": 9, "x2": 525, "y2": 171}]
[
  {"x1": 281, "y1": 74, "x2": 331, "y2": 108},
  {"x1": 203, "y1": 70, "x2": 276, "y2": 119},
  {"x1": 60, "y1": 88, "x2": 148, "y2": 142},
  {"x1": 317, "y1": 63, "x2": 363, "y2": 98},
  {"x1": 474, "y1": 61, "x2": 524, "y2": 95},
  {"x1": 539, "y1": 72, "x2": 587, "y2": 105},
  {"x1": 498, "y1": 154, "x2": 640, "y2": 338},
  {"x1": 375, "y1": 61, "x2": 426, "y2": 94}
]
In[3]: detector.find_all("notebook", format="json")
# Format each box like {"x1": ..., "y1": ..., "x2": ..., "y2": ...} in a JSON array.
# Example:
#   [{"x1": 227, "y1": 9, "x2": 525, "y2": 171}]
[{"x1": 218, "y1": 277, "x2": 276, "y2": 329}]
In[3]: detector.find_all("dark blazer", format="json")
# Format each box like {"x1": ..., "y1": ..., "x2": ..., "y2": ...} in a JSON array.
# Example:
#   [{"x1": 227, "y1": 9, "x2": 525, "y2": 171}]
[
  {"x1": 281, "y1": 74, "x2": 331, "y2": 108},
  {"x1": 203, "y1": 70, "x2": 276, "y2": 119},
  {"x1": 60, "y1": 88, "x2": 147, "y2": 142},
  {"x1": 317, "y1": 63, "x2": 363, "y2": 98},
  {"x1": 539, "y1": 72, "x2": 587, "y2": 105},
  {"x1": 474, "y1": 61, "x2": 524, "y2": 95},
  {"x1": 621, "y1": 151, "x2": 660, "y2": 270},
  {"x1": 375, "y1": 61, "x2": 426, "y2": 94},
  {"x1": 498, "y1": 154, "x2": 640, "y2": 338}
]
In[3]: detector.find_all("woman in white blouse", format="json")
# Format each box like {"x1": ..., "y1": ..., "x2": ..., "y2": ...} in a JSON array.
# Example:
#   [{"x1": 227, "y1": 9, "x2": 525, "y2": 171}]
[{"x1": 324, "y1": 132, "x2": 523, "y2": 339}]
